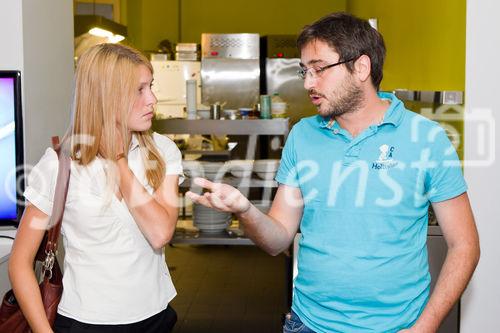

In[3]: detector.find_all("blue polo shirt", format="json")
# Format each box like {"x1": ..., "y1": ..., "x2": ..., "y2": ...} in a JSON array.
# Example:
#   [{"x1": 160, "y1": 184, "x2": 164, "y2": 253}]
[{"x1": 275, "y1": 92, "x2": 467, "y2": 333}]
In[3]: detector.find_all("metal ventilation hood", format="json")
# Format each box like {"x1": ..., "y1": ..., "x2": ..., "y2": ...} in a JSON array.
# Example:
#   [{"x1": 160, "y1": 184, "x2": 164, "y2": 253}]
[{"x1": 74, "y1": 14, "x2": 127, "y2": 39}]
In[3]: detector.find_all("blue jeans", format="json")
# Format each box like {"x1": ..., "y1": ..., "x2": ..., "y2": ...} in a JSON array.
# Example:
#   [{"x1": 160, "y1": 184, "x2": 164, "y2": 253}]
[{"x1": 283, "y1": 311, "x2": 316, "y2": 333}]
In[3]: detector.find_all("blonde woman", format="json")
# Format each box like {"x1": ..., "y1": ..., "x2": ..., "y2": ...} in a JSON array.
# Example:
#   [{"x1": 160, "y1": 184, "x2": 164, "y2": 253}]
[{"x1": 9, "y1": 43, "x2": 183, "y2": 333}]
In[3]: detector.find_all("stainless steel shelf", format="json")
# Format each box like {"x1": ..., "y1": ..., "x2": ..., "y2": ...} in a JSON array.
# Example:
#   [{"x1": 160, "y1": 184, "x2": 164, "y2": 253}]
[
  {"x1": 161, "y1": 118, "x2": 289, "y2": 246},
  {"x1": 153, "y1": 118, "x2": 290, "y2": 137},
  {"x1": 182, "y1": 150, "x2": 232, "y2": 157},
  {"x1": 171, "y1": 230, "x2": 254, "y2": 246},
  {"x1": 180, "y1": 176, "x2": 278, "y2": 188},
  {"x1": 172, "y1": 221, "x2": 253, "y2": 246}
]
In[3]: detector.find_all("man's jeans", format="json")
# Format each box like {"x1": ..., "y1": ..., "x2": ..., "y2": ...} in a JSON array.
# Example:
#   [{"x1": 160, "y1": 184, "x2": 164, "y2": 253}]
[{"x1": 283, "y1": 311, "x2": 316, "y2": 333}]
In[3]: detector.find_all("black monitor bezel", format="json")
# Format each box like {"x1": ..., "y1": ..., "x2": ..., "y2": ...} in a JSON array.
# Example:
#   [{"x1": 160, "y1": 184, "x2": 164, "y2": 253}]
[{"x1": 0, "y1": 70, "x2": 24, "y2": 226}]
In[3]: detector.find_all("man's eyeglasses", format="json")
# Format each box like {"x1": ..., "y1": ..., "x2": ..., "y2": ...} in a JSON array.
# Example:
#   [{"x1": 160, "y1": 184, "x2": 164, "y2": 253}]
[{"x1": 297, "y1": 58, "x2": 357, "y2": 80}]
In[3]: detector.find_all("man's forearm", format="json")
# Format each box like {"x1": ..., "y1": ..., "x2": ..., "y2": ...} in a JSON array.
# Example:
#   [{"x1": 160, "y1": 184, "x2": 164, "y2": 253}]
[
  {"x1": 413, "y1": 244, "x2": 480, "y2": 332},
  {"x1": 237, "y1": 205, "x2": 294, "y2": 256}
]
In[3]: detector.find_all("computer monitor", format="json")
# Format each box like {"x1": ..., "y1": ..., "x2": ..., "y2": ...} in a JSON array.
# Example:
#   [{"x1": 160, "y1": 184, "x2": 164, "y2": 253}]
[{"x1": 0, "y1": 71, "x2": 23, "y2": 226}]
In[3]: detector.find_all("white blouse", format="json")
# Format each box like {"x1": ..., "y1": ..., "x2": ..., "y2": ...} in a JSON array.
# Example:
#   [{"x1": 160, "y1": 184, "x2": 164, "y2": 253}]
[{"x1": 24, "y1": 132, "x2": 183, "y2": 324}]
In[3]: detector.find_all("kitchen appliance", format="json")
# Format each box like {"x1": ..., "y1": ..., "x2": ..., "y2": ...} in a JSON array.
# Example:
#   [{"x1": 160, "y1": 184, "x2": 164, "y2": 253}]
[
  {"x1": 261, "y1": 35, "x2": 315, "y2": 124},
  {"x1": 175, "y1": 43, "x2": 199, "y2": 61},
  {"x1": 151, "y1": 59, "x2": 201, "y2": 118},
  {"x1": 0, "y1": 71, "x2": 24, "y2": 226},
  {"x1": 201, "y1": 33, "x2": 260, "y2": 109}
]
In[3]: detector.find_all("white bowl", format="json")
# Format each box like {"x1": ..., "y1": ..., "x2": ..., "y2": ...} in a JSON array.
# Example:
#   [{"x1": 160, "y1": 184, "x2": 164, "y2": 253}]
[
  {"x1": 197, "y1": 109, "x2": 211, "y2": 119},
  {"x1": 183, "y1": 161, "x2": 228, "y2": 180},
  {"x1": 224, "y1": 109, "x2": 239, "y2": 120},
  {"x1": 255, "y1": 171, "x2": 277, "y2": 180},
  {"x1": 253, "y1": 159, "x2": 280, "y2": 172},
  {"x1": 227, "y1": 159, "x2": 254, "y2": 178},
  {"x1": 201, "y1": 162, "x2": 228, "y2": 180},
  {"x1": 201, "y1": 161, "x2": 225, "y2": 172}
]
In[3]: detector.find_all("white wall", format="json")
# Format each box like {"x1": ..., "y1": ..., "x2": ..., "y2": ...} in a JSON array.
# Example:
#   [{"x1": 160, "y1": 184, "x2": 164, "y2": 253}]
[
  {"x1": 21, "y1": 0, "x2": 74, "y2": 165},
  {"x1": 461, "y1": 0, "x2": 500, "y2": 331},
  {"x1": 0, "y1": 0, "x2": 73, "y2": 295},
  {"x1": 0, "y1": 0, "x2": 73, "y2": 166},
  {"x1": 0, "y1": 1, "x2": 24, "y2": 71}
]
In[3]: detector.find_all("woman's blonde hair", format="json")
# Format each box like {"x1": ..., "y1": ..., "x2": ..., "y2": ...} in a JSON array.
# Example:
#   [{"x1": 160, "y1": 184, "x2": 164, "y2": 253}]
[{"x1": 69, "y1": 43, "x2": 165, "y2": 191}]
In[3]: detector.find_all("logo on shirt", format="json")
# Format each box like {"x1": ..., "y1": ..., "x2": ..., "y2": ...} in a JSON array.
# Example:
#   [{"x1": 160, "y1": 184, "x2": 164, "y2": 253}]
[{"x1": 372, "y1": 144, "x2": 398, "y2": 169}]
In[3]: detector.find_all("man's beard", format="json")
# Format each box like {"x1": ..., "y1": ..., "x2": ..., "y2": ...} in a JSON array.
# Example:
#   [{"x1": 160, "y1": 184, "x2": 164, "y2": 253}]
[{"x1": 311, "y1": 77, "x2": 364, "y2": 118}]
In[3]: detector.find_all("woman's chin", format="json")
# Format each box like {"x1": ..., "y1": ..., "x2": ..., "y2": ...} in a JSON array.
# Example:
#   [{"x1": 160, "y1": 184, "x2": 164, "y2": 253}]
[{"x1": 128, "y1": 122, "x2": 152, "y2": 132}]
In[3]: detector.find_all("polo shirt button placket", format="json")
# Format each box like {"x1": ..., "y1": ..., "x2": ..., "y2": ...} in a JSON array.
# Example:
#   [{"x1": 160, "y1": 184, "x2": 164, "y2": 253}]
[{"x1": 343, "y1": 144, "x2": 361, "y2": 166}]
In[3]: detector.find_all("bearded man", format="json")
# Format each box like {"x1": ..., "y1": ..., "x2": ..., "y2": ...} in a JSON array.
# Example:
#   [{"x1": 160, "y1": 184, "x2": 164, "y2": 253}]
[{"x1": 187, "y1": 13, "x2": 479, "y2": 333}]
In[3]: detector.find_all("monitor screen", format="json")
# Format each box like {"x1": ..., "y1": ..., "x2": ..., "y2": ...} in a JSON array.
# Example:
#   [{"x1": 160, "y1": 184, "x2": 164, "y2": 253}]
[{"x1": 0, "y1": 71, "x2": 23, "y2": 225}]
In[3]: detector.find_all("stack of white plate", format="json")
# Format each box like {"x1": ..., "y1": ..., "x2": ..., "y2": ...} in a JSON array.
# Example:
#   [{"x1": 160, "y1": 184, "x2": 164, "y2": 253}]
[
  {"x1": 253, "y1": 159, "x2": 280, "y2": 180},
  {"x1": 193, "y1": 203, "x2": 232, "y2": 233}
]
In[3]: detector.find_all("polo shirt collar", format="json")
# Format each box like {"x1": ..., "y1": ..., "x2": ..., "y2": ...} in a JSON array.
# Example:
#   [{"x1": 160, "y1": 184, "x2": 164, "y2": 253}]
[
  {"x1": 378, "y1": 92, "x2": 405, "y2": 127},
  {"x1": 318, "y1": 92, "x2": 405, "y2": 130},
  {"x1": 319, "y1": 115, "x2": 337, "y2": 129}
]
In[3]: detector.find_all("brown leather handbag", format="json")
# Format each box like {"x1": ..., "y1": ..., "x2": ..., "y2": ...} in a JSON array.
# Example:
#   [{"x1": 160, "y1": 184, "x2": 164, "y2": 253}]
[{"x1": 0, "y1": 137, "x2": 71, "y2": 333}]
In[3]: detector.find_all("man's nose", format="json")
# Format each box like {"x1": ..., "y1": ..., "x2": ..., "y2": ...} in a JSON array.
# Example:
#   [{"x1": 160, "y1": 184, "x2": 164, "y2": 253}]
[{"x1": 303, "y1": 74, "x2": 315, "y2": 91}]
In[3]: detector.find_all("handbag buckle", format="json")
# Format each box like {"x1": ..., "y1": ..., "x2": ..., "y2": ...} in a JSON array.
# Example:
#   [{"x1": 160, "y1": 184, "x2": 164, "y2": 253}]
[{"x1": 42, "y1": 250, "x2": 56, "y2": 280}]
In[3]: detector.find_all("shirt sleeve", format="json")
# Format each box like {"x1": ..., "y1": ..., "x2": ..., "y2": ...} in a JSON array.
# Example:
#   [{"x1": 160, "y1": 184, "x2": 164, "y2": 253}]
[
  {"x1": 425, "y1": 127, "x2": 467, "y2": 202},
  {"x1": 275, "y1": 128, "x2": 300, "y2": 187},
  {"x1": 23, "y1": 148, "x2": 59, "y2": 215},
  {"x1": 153, "y1": 133, "x2": 185, "y2": 185}
]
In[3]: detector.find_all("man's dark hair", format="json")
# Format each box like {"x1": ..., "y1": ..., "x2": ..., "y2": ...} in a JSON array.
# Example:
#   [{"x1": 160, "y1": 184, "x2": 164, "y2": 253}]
[{"x1": 297, "y1": 12, "x2": 386, "y2": 90}]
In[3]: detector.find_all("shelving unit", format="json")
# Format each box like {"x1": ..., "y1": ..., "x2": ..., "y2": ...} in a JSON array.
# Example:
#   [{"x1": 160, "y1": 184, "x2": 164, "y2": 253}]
[
  {"x1": 153, "y1": 118, "x2": 289, "y2": 245},
  {"x1": 181, "y1": 150, "x2": 231, "y2": 157},
  {"x1": 173, "y1": 220, "x2": 254, "y2": 246},
  {"x1": 179, "y1": 176, "x2": 278, "y2": 189},
  {"x1": 152, "y1": 119, "x2": 290, "y2": 137}
]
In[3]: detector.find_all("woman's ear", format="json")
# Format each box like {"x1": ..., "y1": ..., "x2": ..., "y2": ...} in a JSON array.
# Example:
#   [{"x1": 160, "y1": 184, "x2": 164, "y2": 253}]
[{"x1": 354, "y1": 54, "x2": 372, "y2": 83}]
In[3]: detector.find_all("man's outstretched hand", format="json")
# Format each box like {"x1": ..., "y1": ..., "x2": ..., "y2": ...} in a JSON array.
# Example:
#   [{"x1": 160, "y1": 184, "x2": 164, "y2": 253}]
[{"x1": 185, "y1": 177, "x2": 251, "y2": 214}]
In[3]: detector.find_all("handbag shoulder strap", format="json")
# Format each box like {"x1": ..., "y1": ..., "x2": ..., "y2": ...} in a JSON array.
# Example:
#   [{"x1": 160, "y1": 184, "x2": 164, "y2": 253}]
[{"x1": 44, "y1": 136, "x2": 71, "y2": 255}]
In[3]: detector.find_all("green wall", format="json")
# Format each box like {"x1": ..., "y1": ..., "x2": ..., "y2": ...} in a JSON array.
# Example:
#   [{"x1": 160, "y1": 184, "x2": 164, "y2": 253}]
[
  {"x1": 179, "y1": 0, "x2": 346, "y2": 43},
  {"x1": 125, "y1": 0, "x2": 179, "y2": 52},
  {"x1": 347, "y1": 0, "x2": 465, "y2": 91},
  {"x1": 125, "y1": 0, "x2": 346, "y2": 50},
  {"x1": 124, "y1": 0, "x2": 465, "y2": 91}
]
